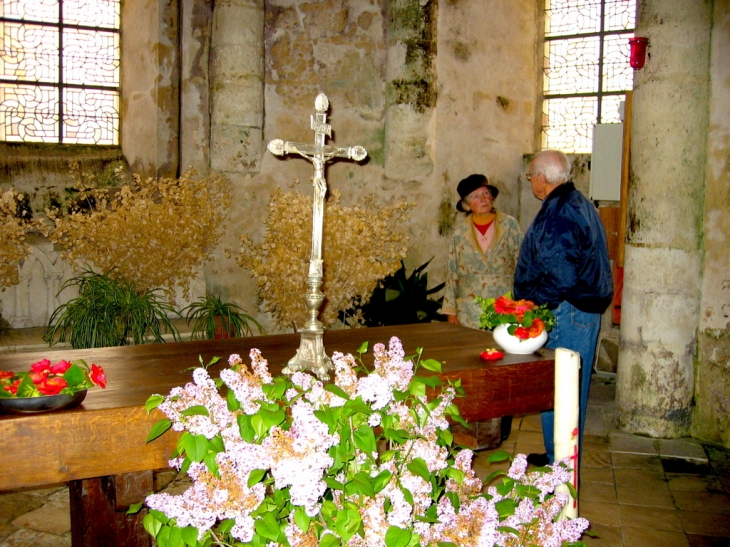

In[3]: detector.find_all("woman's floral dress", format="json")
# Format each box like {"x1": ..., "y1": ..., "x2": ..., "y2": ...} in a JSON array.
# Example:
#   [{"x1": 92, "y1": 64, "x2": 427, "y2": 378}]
[{"x1": 441, "y1": 210, "x2": 523, "y2": 329}]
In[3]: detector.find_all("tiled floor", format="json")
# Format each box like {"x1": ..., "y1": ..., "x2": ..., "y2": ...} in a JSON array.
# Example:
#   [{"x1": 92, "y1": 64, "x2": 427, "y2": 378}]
[{"x1": 1, "y1": 375, "x2": 730, "y2": 546}]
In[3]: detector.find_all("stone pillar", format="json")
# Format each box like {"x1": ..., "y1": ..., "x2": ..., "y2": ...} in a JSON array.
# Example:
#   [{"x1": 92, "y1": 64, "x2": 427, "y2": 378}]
[
  {"x1": 384, "y1": 0, "x2": 437, "y2": 180},
  {"x1": 121, "y1": 0, "x2": 179, "y2": 178},
  {"x1": 615, "y1": 0, "x2": 712, "y2": 437},
  {"x1": 180, "y1": 0, "x2": 214, "y2": 174},
  {"x1": 210, "y1": 0, "x2": 265, "y2": 173}
]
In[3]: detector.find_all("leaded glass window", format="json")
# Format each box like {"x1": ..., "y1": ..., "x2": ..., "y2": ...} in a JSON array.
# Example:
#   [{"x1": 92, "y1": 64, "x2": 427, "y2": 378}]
[
  {"x1": 542, "y1": 0, "x2": 636, "y2": 153},
  {"x1": 0, "y1": 0, "x2": 120, "y2": 145}
]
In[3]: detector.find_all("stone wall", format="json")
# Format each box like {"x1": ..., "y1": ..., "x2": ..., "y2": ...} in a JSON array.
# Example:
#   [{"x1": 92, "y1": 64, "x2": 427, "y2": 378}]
[{"x1": 693, "y1": 1, "x2": 730, "y2": 447}]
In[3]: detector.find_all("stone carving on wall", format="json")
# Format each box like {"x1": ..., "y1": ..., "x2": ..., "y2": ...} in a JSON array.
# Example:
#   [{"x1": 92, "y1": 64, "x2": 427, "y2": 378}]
[{"x1": 0, "y1": 234, "x2": 204, "y2": 331}]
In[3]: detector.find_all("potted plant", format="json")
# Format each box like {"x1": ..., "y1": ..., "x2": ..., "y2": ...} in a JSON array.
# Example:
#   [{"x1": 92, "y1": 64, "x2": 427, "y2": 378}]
[
  {"x1": 477, "y1": 292, "x2": 555, "y2": 354},
  {"x1": 44, "y1": 269, "x2": 181, "y2": 349},
  {"x1": 181, "y1": 292, "x2": 263, "y2": 340},
  {"x1": 339, "y1": 258, "x2": 446, "y2": 327}
]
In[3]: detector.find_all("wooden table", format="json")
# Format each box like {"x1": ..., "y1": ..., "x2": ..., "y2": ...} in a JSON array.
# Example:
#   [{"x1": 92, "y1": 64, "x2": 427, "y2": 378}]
[{"x1": 0, "y1": 323, "x2": 554, "y2": 546}]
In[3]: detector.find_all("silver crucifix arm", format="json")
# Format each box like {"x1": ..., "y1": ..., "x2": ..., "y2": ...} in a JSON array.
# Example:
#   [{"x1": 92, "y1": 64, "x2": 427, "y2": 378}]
[{"x1": 268, "y1": 139, "x2": 367, "y2": 163}]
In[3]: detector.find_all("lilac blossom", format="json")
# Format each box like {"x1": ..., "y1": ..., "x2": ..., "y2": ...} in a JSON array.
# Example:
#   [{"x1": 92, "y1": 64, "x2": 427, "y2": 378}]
[{"x1": 356, "y1": 373, "x2": 393, "y2": 410}]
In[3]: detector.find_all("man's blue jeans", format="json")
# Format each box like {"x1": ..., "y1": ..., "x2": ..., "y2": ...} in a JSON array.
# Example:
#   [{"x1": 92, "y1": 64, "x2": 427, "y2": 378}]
[{"x1": 541, "y1": 301, "x2": 601, "y2": 463}]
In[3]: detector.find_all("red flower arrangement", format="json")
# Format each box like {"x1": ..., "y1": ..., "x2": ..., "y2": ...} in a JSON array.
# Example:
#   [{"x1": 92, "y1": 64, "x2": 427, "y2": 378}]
[
  {"x1": 0, "y1": 358, "x2": 106, "y2": 398},
  {"x1": 476, "y1": 293, "x2": 555, "y2": 340}
]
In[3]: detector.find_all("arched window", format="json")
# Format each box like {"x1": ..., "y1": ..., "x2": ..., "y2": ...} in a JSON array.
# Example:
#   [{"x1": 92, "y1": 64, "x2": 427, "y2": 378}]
[
  {"x1": 0, "y1": 0, "x2": 120, "y2": 145},
  {"x1": 541, "y1": 0, "x2": 636, "y2": 153}
]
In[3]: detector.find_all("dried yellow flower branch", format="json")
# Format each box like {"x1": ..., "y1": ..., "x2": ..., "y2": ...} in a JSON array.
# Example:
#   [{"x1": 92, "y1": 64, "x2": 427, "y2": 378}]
[
  {"x1": 229, "y1": 187, "x2": 412, "y2": 329},
  {"x1": 45, "y1": 169, "x2": 232, "y2": 300},
  {"x1": 0, "y1": 189, "x2": 32, "y2": 289}
]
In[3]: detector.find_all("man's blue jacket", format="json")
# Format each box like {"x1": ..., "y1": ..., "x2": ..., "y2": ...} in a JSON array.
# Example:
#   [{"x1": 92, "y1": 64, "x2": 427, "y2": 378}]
[{"x1": 514, "y1": 182, "x2": 613, "y2": 314}]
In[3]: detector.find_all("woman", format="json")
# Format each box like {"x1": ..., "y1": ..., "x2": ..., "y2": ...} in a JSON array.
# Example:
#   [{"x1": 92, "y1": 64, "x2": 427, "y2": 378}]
[
  {"x1": 441, "y1": 174, "x2": 523, "y2": 445},
  {"x1": 442, "y1": 174, "x2": 523, "y2": 329}
]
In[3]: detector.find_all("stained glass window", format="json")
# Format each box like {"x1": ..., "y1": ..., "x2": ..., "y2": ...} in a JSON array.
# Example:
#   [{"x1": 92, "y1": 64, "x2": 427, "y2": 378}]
[
  {"x1": 0, "y1": 0, "x2": 120, "y2": 145},
  {"x1": 542, "y1": 0, "x2": 636, "y2": 153}
]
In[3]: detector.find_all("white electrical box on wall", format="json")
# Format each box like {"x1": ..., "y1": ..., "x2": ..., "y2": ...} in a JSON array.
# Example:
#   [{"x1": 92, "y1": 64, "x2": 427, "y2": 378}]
[{"x1": 590, "y1": 124, "x2": 623, "y2": 201}]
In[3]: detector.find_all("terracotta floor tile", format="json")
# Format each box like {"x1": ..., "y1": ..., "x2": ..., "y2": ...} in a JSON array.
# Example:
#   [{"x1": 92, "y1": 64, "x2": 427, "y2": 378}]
[
  {"x1": 580, "y1": 501, "x2": 622, "y2": 527},
  {"x1": 581, "y1": 481, "x2": 618, "y2": 503},
  {"x1": 679, "y1": 511, "x2": 730, "y2": 536},
  {"x1": 518, "y1": 413, "x2": 542, "y2": 432},
  {"x1": 672, "y1": 490, "x2": 730, "y2": 514},
  {"x1": 686, "y1": 533, "x2": 730, "y2": 546},
  {"x1": 616, "y1": 484, "x2": 675, "y2": 508},
  {"x1": 583, "y1": 449, "x2": 612, "y2": 468},
  {"x1": 582, "y1": 465, "x2": 615, "y2": 485},
  {"x1": 610, "y1": 433, "x2": 658, "y2": 455},
  {"x1": 584, "y1": 434, "x2": 610, "y2": 451},
  {"x1": 622, "y1": 526, "x2": 689, "y2": 547},
  {"x1": 611, "y1": 452, "x2": 664, "y2": 471},
  {"x1": 666, "y1": 473, "x2": 724, "y2": 492},
  {"x1": 583, "y1": 523, "x2": 624, "y2": 547},
  {"x1": 617, "y1": 505, "x2": 683, "y2": 531},
  {"x1": 614, "y1": 467, "x2": 668, "y2": 487}
]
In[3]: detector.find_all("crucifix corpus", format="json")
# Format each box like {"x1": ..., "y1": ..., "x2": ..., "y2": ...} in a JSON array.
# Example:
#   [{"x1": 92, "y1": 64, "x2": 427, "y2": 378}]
[{"x1": 267, "y1": 93, "x2": 367, "y2": 380}]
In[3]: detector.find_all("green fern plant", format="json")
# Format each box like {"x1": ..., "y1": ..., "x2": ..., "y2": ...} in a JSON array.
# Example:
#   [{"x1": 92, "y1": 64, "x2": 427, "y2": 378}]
[
  {"x1": 44, "y1": 270, "x2": 181, "y2": 349},
  {"x1": 340, "y1": 258, "x2": 446, "y2": 327},
  {"x1": 181, "y1": 292, "x2": 263, "y2": 340}
]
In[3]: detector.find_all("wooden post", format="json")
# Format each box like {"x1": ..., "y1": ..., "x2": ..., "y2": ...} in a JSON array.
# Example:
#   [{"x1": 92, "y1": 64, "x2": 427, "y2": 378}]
[
  {"x1": 617, "y1": 90, "x2": 632, "y2": 268},
  {"x1": 69, "y1": 471, "x2": 153, "y2": 547}
]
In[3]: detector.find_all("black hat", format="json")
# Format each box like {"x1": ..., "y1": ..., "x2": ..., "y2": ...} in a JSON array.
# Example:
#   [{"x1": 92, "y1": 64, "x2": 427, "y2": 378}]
[{"x1": 456, "y1": 174, "x2": 499, "y2": 212}]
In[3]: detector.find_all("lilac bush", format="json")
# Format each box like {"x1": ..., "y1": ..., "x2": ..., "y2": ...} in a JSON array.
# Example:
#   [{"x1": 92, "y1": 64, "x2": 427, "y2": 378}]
[{"x1": 141, "y1": 337, "x2": 589, "y2": 547}]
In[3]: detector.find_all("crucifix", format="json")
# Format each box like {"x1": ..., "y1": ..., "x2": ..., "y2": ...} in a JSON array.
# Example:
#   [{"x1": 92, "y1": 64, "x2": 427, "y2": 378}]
[{"x1": 267, "y1": 93, "x2": 367, "y2": 380}]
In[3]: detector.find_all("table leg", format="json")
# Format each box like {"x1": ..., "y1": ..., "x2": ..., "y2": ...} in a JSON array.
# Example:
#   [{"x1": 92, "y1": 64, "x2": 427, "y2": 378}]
[{"x1": 69, "y1": 471, "x2": 152, "y2": 547}]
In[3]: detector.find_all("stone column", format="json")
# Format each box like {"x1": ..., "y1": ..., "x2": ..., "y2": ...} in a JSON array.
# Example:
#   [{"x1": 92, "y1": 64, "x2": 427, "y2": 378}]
[
  {"x1": 121, "y1": 0, "x2": 179, "y2": 178},
  {"x1": 384, "y1": 0, "x2": 437, "y2": 180},
  {"x1": 210, "y1": 0, "x2": 265, "y2": 173},
  {"x1": 615, "y1": 0, "x2": 712, "y2": 437}
]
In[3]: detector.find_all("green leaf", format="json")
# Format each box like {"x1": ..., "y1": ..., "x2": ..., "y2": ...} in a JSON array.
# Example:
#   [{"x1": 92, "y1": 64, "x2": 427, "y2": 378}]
[
  {"x1": 126, "y1": 502, "x2": 144, "y2": 515},
  {"x1": 408, "y1": 382, "x2": 426, "y2": 397},
  {"x1": 487, "y1": 449, "x2": 512, "y2": 463},
  {"x1": 372, "y1": 470, "x2": 393, "y2": 494},
  {"x1": 383, "y1": 428, "x2": 408, "y2": 445},
  {"x1": 438, "y1": 427, "x2": 453, "y2": 446},
  {"x1": 147, "y1": 419, "x2": 172, "y2": 443},
  {"x1": 495, "y1": 498, "x2": 517, "y2": 519},
  {"x1": 63, "y1": 363, "x2": 85, "y2": 386},
  {"x1": 445, "y1": 467, "x2": 465, "y2": 484},
  {"x1": 516, "y1": 483, "x2": 541, "y2": 499},
  {"x1": 353, "y1": 424, "x2": 377, "y2": 454},
  {"x1": 385, "y1": 525, "x2": 412, "y2": 547},
  {"x1": 406, "y1": 457, "x2": 430, "y2": 482},
  {"x1": 420, "y1": 359, "x2": 442, "y2": 373},
  {"x1": 226, "y1": 388, "x2": 240, "y2": 411},
  {"x1": 335, "y1": 507, "x2": 362, "y2": 543},
  {"x1": 496, "y1": 478, "x2": 515, "y2": 496},
  {"x1": 320, "y1": 533, "x2": 342, "y2": 547},
  {"x1": 324, "y1": 477, "x2": 345, "y2": 491},
  {"x1": 324, "y1": 383, "x2": 350, "y2": 400},
  {"x1": 166, "y1": 524, "x2": 183, "y2": 547},
  {"x1": 238, "y1": 414, "x2": 255, "y2": 442},
  {"x1": 345, "y1": 471, "x2": 375, "y2": 498},
  {"x1": 181, "y1": 405, "x2": 209, "y2": 417},
  {"x1": 357, "y1": 341, "x2": 369, "y2": 354},
  {"x1": 262, "y1": 377, "x2": 288, "y2": 401},
  {"x1": 143, "y1": 512, "x2": 162, "y2": 537},
  {"x1": 293, "y1": 507, "x2": 311, "y2": 533},
  {"x1": 181, "y1": 433, "x2": 209, "y2": 462},
  {"x1": 180, "y1": 526, "x2": 199, "y2": 547},
  {"x1": 412, "y1": 375, "x2": 440, "y2": 388},
  {"x1": 400, "y1": 486, "x2": 414, "y2": 505},
  {"x1": 248, "y1": 469, "x2": 267, "y2": 488},
  {"x1": 145, "y1": 394, "x2": 165, "y2": 413},
  {"x1": 254, "y1": 511, "x2": 281, "y2": 541}
]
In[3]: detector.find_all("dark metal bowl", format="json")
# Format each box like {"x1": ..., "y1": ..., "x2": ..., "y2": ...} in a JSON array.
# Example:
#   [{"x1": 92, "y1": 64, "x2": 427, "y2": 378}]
[{"x1": 0, "y1": 390, "x2": 87, "y2": 414}]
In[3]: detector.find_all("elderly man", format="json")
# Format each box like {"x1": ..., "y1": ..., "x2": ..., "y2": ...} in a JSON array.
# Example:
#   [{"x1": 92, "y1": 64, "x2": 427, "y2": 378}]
[{"x1": 514, "y1": 149, "x2": 613, "y2": 467}]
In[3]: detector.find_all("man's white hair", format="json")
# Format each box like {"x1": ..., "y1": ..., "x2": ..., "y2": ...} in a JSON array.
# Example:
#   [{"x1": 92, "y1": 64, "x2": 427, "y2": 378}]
[{"x1": 532, "y1": 149, "x2": 571, "y2": 185}]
